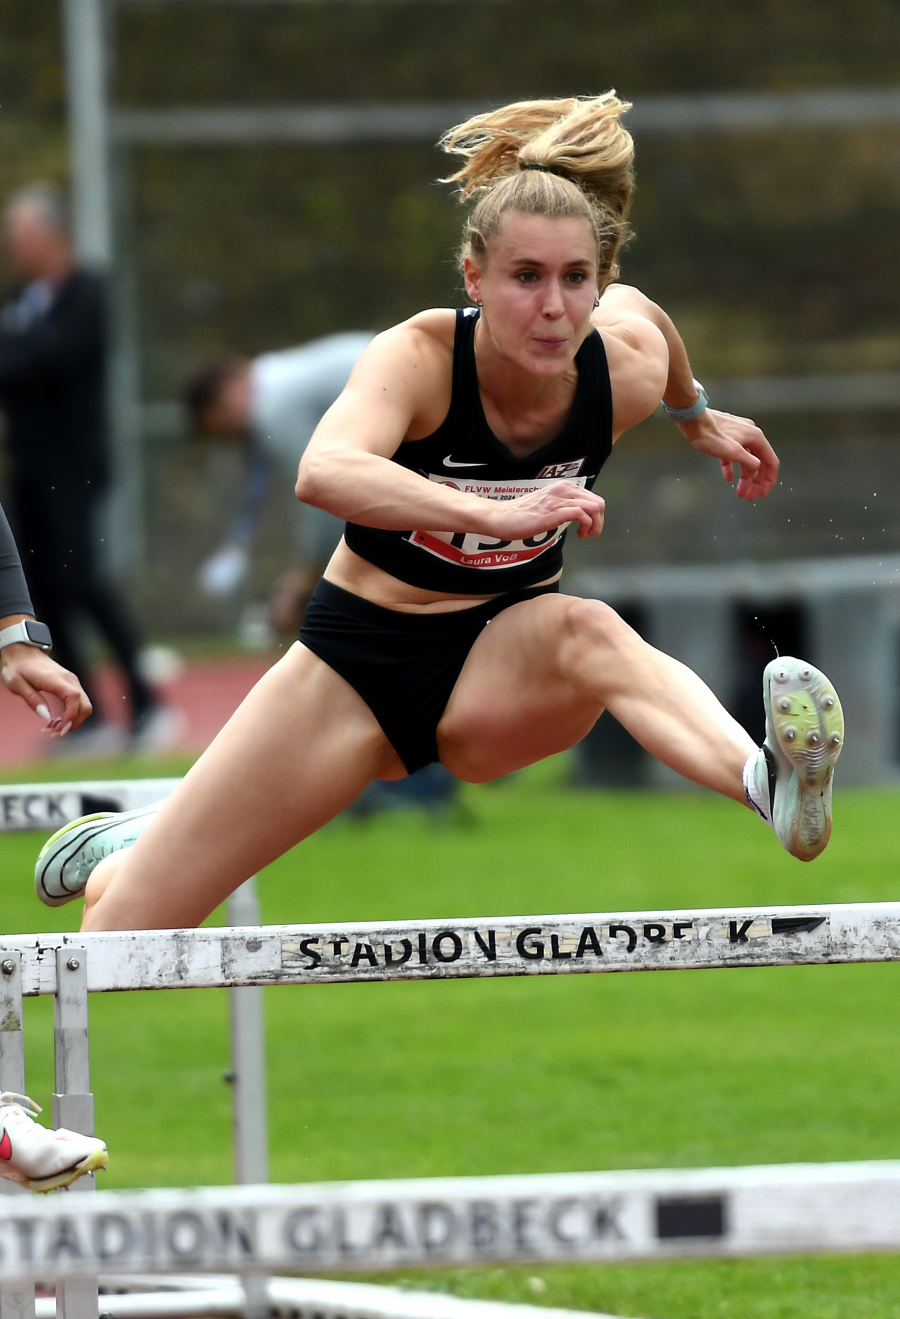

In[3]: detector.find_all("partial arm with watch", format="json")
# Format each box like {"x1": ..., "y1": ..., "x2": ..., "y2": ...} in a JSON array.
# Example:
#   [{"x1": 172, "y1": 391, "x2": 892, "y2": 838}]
[
  {"x1": 599, "y1": 284, "x2": 779, "y2": 501},
  {"x1": 0, "y1": 504, "x2": 92, "y2": 735}
]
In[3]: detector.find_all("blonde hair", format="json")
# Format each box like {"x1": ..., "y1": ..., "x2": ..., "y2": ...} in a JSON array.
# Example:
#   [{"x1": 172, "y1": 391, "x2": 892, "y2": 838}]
[{"x1": 440, "y1": 93, "x2": 634, "y2": 286}]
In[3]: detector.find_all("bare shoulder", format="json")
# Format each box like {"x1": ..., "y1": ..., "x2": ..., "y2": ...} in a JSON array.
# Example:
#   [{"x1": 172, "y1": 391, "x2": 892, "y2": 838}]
[
  {"x1": 591, "y1": 290, "x2": 668, "y2": 438},
  {"x1": 356, "y1": 309, "x2": 455, "y2": 373},
  {"x1": 598, "y1": 314, "x2": 667, "y2": 378},
  {"x1": 347, "y1": 309, "x2": 456, "y2": 439}
]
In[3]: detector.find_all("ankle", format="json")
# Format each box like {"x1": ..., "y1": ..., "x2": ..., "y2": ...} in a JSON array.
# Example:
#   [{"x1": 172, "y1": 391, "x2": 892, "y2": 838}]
[{"x1": 743, "y1": 747, "x2": 772, "y2": 824}]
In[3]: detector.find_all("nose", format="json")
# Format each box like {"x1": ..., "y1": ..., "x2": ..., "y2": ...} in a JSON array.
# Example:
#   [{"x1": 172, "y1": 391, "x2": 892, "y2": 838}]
[{"x1": 540, "y1": 280, "x2": 565, "y2": 318}]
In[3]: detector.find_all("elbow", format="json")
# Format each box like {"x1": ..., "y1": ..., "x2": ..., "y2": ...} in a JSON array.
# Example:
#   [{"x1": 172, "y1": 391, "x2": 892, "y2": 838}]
[
  {"x1": 295, "y1": 452, "x2": 332, "y2": 509},
  {"x1": 294, "y1": 469, "x2": 314, "y2": 505}
]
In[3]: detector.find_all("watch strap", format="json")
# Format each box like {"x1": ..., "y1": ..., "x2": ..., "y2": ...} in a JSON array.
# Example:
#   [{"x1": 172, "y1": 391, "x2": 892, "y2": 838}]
[
  {"x1": 662, "y1": 380, "x2": 708, "y2": 422},
  {"x1": 0, "y1": 620, "x2": 53, "y2": 651}
]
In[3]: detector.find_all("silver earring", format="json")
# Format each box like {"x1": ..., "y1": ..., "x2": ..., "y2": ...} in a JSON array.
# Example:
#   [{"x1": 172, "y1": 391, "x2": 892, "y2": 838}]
[{"x1": 593, "y1": 294, "x2": 601, "y2": 308}]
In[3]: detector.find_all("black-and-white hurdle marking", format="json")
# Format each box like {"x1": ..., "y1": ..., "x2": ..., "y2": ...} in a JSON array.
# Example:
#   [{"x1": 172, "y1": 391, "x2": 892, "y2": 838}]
[
  {"x1": 0, "y1": 1163, "x2": 899, "y2": 1281},
  {"x1": 3, "y1": 902, "x2": 898, "y2": 992}
]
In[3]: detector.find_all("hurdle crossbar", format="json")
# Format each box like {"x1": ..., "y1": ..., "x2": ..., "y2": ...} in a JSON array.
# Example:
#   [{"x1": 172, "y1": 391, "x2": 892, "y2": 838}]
[
  {"x1": 2, "y1": 903, "x2": 898, "y2": 995},
  {"x1": 0, "y1": 1162, "x2": 899, "y2": 1281},
  {"x1": 0, "y1": 781, "x2": 180, "y2": 833}
]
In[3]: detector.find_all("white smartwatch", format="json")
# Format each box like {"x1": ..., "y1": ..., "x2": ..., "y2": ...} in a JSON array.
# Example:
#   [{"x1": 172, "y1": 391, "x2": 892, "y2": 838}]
[{"x1": 0, "y1": 620, "x2": 53, "y2": 652}]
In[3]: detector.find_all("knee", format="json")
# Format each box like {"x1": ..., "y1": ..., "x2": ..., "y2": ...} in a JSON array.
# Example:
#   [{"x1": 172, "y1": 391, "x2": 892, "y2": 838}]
[{"x1": 557, "y1": 599, "x2": 636, "y2": 687}]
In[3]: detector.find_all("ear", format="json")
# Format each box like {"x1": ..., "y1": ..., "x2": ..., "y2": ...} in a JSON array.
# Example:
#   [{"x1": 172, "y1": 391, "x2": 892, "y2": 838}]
[{"x1": 462, "y1": 255, "x2": 482, "y2": 307}]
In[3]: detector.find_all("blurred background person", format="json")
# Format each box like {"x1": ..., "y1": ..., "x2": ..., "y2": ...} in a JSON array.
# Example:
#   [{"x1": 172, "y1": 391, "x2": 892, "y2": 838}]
[
  {"x1": 187, "y1": 332, "x2": 374, "y2": 636},
  {"x1": 0, "y1": 183, "x2": 172, "y2": 755}
]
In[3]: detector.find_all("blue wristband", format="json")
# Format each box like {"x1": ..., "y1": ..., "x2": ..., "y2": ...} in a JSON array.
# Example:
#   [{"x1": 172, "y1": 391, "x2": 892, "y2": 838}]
[{"x1": 661, "y1": 380, "x2": 708, "y2": 422}]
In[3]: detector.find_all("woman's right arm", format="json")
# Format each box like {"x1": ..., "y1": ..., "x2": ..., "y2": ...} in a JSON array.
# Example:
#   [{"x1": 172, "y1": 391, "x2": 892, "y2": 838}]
[{"x1": 296, "y1": 319, "x2": 605, "y2": 541}]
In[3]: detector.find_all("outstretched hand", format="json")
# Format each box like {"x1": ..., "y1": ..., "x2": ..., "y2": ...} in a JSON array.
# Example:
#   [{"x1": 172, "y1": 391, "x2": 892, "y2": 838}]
[
  {"x1": 1, "y1": 645, "x2": 92, "y2": 738},
  {"x1": 677, "y1": 408, "x2": 779, "y2": 501}
]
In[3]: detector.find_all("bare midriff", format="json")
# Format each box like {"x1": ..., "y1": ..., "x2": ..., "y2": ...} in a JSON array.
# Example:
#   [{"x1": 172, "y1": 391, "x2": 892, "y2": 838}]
[{"x1": 323, "y1": 539, "x2": 561, "y2": 614}]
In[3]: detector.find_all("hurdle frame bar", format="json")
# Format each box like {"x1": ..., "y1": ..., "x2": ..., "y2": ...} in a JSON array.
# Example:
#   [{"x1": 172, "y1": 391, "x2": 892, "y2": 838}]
[{"x1": 3, "y1": 901, "x2": 899, "y2": 993}]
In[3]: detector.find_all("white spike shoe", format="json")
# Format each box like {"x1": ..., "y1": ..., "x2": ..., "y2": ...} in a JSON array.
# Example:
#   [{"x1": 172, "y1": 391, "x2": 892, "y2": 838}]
[
  {"x1": 745, "y1": 656, "x2": 844, "y2": 862},
  {"x1": 35, "y1": 805, "x2": 159, "y2": 907},
  {"x1": 0, "y1": 1093, "x2": 107, "y2": 1192}
]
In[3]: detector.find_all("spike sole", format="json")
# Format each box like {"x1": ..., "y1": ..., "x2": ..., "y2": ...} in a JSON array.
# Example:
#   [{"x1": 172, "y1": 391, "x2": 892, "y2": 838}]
[{"x1": 764, "y1": 659, "x2": 844, "y2": 862}]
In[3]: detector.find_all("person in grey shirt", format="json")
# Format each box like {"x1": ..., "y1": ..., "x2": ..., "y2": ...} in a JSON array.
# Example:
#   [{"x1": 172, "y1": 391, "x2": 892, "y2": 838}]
[{"x1": 187, "y1": 333, "x2": 373, "y2": 630}]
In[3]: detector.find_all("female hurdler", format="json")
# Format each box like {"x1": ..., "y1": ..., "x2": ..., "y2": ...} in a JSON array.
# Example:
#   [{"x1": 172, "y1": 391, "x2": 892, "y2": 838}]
[{"x1": 36, "y1": 94, "x2": 844, "y2": 940}]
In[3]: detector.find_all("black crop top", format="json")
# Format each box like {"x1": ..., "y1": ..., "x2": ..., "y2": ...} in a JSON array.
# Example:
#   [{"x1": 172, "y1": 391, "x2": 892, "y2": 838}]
[{"x1": 344, "y1": 308, "x2": 614, "y2": 595}]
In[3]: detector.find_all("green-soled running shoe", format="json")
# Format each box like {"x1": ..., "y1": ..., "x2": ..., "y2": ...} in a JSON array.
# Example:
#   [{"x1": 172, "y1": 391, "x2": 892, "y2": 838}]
[
  {"x1": 34, "y1": 805, "x2": 159, "y2": 907},
  {"x1": 744, "y1": 656, "x2": 844, "y2": 862}
]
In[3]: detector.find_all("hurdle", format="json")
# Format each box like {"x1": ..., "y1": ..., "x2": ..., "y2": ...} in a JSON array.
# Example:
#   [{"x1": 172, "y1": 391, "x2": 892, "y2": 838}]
[
  {"x1": 3, "y1": 780, "x2": 900, "y2": 1317},
  {"x1": 4, "y1": 1161, "x2": 900, "y2": 1280},
  {"x1": 0, "y1": 779, "x2": 268, "y2": 1187},
  {"x1": 0, "y1": 778, "x2": 267, "y2": 1319}
]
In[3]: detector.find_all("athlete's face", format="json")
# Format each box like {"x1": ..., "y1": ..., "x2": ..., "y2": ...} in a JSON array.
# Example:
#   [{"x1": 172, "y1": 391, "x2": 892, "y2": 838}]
[{"x1": 464, "y1": 213, "x2": 599, "y2": 375}]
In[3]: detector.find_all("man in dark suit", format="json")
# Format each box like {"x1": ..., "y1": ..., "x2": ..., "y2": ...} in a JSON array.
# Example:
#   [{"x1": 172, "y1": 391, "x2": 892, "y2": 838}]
[{"x1": 0, "y1": 183, "x2": 167, "y2": 751}]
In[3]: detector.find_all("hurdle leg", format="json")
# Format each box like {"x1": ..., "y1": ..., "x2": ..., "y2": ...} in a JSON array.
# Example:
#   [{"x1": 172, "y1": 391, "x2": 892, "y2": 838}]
[
  {"x1": 52, "y1": 949, "x2": 98, "y2": 1319},
  {"x1": 227, "y1": 877, "x2": 269, "y2": 1185},
  {"x1": 0, "y1": 953, "x2": 36, "y2": 1319},
  {"x1": 227, "y1": 879, "x2": 270, "y2": 1319}
]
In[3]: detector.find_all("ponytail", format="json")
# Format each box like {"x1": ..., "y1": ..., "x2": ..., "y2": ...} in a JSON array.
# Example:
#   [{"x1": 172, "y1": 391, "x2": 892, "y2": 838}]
[{"x1": 440, "y1": 93, "x2": 635, "y2": 284}]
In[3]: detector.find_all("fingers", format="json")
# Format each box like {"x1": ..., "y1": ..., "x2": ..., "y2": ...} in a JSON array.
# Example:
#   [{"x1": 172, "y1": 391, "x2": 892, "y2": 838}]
[
  {"x1": 48, "y1": 675, "x2": 92, "y2": 731},
  {"x1": 558, "y1": 493, "x2": 604, "y2": 539},
  {"x1": 731, "y1": 428, "x2": 779, "y2": 500},
  {"x1": 576, "y1": 510, "x2": 604, "y2": 538},
  {"x1": 2, "y1": 670, "x2": 48, "y2": 722},
  {"x1": 735, "y1": 447, "x2": 779, "y2": 501},
  {"x1": 488, "y1": 482, "x2": 605, "y2": 542},
  {"x1": 2, "y1": 655, "x2": 93, "y2": 734}
]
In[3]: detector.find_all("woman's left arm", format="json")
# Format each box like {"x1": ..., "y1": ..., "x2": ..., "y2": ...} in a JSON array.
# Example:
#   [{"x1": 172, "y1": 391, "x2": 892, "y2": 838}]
[{"x1": 595, "y1": 284, "x2": 779, "y2": 502}]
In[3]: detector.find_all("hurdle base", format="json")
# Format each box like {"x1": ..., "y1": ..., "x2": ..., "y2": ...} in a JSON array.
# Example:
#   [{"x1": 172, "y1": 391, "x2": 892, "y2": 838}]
[{"x1": 30, "y1": 1276, "x2": 624, "y2": 1319}]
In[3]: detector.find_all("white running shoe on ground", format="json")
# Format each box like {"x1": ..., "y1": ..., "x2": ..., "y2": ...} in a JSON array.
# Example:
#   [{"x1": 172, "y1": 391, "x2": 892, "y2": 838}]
[
  {"x1": 35, "y1": 805, "x2": 160, "y2": 907},
  {"x1": 0, "y1": 1093, "x2": 107, "y2": 1192},
  {"x1": 743, "y1": 656, "x2": 844, "y2": 862}
]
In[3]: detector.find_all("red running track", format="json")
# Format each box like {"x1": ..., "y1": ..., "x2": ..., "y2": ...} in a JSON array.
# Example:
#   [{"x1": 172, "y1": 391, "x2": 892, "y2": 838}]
[{"x1": 0, "y1": 654, "x2": 275, "y2": 766}]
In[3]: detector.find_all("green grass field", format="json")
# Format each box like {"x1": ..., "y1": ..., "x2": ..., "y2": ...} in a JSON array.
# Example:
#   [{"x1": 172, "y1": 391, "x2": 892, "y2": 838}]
[{"x1": 1, "y1": 752, "x2": 899, "y2": 1318}]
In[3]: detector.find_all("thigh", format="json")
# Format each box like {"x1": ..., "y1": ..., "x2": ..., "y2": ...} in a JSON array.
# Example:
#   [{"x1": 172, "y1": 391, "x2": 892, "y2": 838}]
[
  {"x1": 84, "y1": 642, "x2": 404, "y2": 930},
  {"x1": 437, "y1": 592, "x2": 602, "y2": 782}
]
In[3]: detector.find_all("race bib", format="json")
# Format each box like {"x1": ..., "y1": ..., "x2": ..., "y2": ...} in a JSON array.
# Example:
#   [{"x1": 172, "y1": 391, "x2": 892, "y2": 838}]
[{"x1": 408, "y1": 474, "x2": 587, "y2": 571}]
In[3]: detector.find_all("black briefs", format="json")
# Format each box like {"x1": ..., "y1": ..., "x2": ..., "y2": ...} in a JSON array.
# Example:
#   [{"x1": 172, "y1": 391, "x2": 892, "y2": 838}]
[{"x1": 299, "y1": 577, "x2": 560, "y2": 774}]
